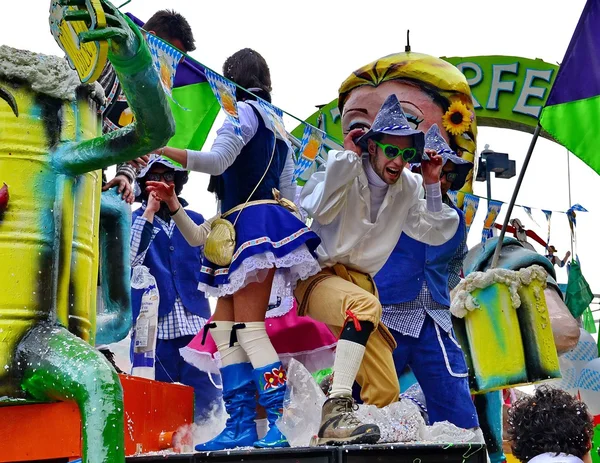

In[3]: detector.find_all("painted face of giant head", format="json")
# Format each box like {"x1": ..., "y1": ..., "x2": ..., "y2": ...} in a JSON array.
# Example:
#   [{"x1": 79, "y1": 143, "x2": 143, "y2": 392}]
[
  {"x1": 338, "y1": 52, "x2": 477, "y2": 204},
  {"x1": 342, "y1": 80, "x2": 448, "y2": 140}
]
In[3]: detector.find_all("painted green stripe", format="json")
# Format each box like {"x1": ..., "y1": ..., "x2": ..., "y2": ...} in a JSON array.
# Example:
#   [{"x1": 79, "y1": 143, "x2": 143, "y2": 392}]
[
  {"x1": 540, "y1": 94, "x2": 600, "y2": 175},
  {"x1": 168, "y1": 82, "x2": 220, "y2": 151}
]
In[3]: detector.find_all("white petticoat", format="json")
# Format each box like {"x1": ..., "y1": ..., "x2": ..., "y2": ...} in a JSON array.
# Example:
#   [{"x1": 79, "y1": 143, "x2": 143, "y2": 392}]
[{"x1": 198, "y1": 244, "x2": 321, "y2": 299}]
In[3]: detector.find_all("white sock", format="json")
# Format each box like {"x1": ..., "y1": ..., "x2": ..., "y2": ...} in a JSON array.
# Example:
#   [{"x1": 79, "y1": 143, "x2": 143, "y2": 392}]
[
  {"x1": 210, "y1": 321, "x2": 249, "y2": 367},
  {"x1": 255, "y1": 418, "x2": 269, "y2": 439},
  {"x1": 235, "y1": 321, "x2": 280, "y2": 369},
  {"x1": 329, "y1": 339, "x2": 366, "y2": 398}
]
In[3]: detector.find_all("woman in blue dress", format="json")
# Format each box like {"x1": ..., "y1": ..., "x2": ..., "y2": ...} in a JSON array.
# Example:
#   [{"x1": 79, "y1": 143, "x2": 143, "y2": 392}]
[{"x1": 153, "y1": 48, "x2": 321, "y2": 450}]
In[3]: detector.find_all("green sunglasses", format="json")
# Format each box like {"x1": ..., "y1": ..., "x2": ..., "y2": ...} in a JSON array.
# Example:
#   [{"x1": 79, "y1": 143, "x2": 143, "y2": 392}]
[
  {"x1": 374, "y1": 141, "x2": 418, "y2": 162},
  {"x1": 441, "y1": 171, "x2": 459, "y2": 182}
]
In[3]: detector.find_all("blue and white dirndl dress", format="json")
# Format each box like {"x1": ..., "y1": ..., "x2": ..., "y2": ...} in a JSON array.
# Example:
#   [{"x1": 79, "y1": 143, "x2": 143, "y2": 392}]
[{"x1": 198, "y1": 203, "x2": 321, "y2": 298}]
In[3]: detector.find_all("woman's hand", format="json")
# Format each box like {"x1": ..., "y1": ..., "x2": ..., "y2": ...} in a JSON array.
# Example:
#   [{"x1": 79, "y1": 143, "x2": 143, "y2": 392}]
[{"x1": 146, "y1": 181, "x2": 179, "y2": 213}]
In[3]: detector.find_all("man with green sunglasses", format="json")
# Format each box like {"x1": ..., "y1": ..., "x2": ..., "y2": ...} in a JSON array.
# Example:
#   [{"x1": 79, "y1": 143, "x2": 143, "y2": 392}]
[{"x1": 297, "y1": 94, "x2": 460, "y2": 445}]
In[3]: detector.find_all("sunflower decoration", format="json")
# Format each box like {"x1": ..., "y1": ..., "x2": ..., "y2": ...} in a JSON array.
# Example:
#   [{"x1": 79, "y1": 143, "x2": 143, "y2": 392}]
[{"x1": 442, "y1": 101, "x2": 473, "y2": 136}]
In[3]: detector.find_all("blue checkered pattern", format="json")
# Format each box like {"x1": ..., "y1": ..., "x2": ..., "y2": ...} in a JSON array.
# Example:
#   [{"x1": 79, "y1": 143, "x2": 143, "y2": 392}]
[
  {"x1": 481, "y1": 200, "x2": 503, "y2": 245},
  {"x1": 130, "y1": 206, "x2": 206, "y2": 340},
  {"x1": 446, "y1": 191, "x2": 458, "y2": 206},
  {"x1": 567, "y1": 203, "x2": 588, "y2": 227},
  {"x1": 146, "y1": 34, "x2": 183, "y2": 94},
  {"x1": 294, "y1": 155, "x2": 317, "y2": 182},
  {"x1": 157, "y1": 298, "x2": 207, "y2": 340},
  {"x1": 521, "y1": 206, "x2": 541, "y2": 228},
  {"x1": 563, "y1": 339, "x2": 598, "y2": 363},
  {"x1": 462, "y1": 194, "x2": 480, "y2": 234},
  {"x1": 293, "y1": 124, "x2": 325, "y2": 181},
  {"x1": 577, "y1": 364, "x2": 600, "y2": 392},
  {"x1": 257, "y1": 99, "x2": 288, "y2": 140},
  {"x1": 382, "y1": 281, "x2": 453, "y2": 338},
  {"x1": 382, "y1": 225, "x2": 466, "y2": 338},
  {"x1": 554, "y1": 361, "x2": 578, "y2": 390},
  {"x1": 130, "y1": 216, "x2": 157, "y2": 267},
  {"x1": 542, "y1": 209, "x2": 552, "y2": 247},
  {"x1": 204, "y1": 68, "x2": 243, "y2": 140}
]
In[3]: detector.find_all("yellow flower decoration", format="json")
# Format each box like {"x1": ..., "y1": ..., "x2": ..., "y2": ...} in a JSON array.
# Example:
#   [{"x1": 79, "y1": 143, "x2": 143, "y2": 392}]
[{"x1": 442, "y1": 101, "x2": 473, "y2": 136}]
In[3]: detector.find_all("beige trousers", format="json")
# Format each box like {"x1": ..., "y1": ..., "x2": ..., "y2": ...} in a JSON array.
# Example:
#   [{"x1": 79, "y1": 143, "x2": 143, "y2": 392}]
[{"x1": 295, "y1": 266, "x2": 400, "y2": 407}]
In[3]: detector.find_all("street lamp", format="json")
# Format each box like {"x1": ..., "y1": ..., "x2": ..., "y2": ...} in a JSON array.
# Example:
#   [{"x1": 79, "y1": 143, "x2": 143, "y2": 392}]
[{"x1": 475, "y1": 145, "x2": 516, "y2": 203}]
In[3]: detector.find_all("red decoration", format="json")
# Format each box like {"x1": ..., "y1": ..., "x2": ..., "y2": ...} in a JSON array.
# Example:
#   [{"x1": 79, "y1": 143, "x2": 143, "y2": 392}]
[
  {"x1": 0, "y1": 183, "x2": 8, "y2": 213},
  {"x1": 263, "y1": 367, "x2": 287, "y2": 390}
]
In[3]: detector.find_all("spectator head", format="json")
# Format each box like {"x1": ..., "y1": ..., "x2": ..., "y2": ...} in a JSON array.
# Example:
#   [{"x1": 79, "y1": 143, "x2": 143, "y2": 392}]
[
  {"x1": 137, "y1": 157, "x2": 188, "y2": 202},
  {"x1": 144, "y1": 10, "x2": 196, "y2": 53},
  {"x1": 223, "y1": 48, "x2": 272, "y2": 103},
  {"x1": 507, "y1": 386, "x2": 594, "y2": 462}
]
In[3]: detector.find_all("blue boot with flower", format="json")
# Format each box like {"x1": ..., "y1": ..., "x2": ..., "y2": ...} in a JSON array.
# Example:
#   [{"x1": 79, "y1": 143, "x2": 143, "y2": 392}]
[
  {"x1": 252, "y1": 362, "x2": 289, "y2": 448},
  {"x1": 195, "y1": 362, "x2": 258, "y2": 451}
]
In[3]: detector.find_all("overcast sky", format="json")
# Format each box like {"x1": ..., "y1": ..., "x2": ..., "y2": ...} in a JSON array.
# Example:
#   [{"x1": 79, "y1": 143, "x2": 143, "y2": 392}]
[{"x1": 2, "y1": 1, "x2": 598, "y2": 322}]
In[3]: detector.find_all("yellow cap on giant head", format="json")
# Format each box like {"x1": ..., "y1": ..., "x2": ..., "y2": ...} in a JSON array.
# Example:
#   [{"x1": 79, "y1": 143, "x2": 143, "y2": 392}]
[{"x1": 338, "y1": 52, "x2": 477, "y2": 165}]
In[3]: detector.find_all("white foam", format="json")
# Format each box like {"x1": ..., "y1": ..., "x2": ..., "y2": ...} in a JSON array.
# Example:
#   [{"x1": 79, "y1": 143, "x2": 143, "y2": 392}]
[
  {"x1": 0, "y1": 45, "x2": 104, "y2": 103},
  {"x1": 450, "y1": 265, "x2": 548, "y2": 318}
]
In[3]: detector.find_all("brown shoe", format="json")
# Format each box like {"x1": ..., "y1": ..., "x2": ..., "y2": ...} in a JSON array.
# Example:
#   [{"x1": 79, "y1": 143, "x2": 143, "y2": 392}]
[{"x1": 316, "y1": 396, "x2": 380, "y2": 445}]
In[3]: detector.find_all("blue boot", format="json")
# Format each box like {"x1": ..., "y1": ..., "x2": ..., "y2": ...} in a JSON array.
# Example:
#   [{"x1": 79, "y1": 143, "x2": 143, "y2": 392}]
[
  {"x1": 252, "y1": 362, "x2": 289, "y2": 448},
  {"x1": 195, "y1": 362, "x2": 258, "y2": 451}
]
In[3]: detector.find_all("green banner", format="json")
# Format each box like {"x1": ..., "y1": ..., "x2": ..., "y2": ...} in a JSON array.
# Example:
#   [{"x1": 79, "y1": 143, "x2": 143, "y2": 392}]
[{"x1": 293, "y1": 55, "x2": 558, "y2": 142}]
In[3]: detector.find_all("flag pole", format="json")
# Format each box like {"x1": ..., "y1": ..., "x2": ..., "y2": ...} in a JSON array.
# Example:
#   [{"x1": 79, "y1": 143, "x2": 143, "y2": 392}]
[
  {"x1": 566, "y1": 149, "x2": 575, "y2": 258},
  {"x1": 490, "y1": 124, "x2": 542, "y2": 269}
]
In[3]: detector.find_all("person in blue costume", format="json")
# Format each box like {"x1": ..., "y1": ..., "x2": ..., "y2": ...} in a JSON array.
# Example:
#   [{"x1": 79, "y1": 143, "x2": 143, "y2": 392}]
[
  {"x1": 156, "y1": 49, "x2": 322, "y2": 450},
  {"x1": 374, "y1": 124, "x2": 483, "y2": 437},
  {"x1": 130, "y1": 157, "x2": 221, "y2": 420}
]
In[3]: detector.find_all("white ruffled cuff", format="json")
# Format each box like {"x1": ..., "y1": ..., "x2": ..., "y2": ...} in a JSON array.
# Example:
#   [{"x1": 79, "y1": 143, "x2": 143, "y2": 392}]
[{"x1": 425, "y1": 182, "x2": 443, "y2": 213}]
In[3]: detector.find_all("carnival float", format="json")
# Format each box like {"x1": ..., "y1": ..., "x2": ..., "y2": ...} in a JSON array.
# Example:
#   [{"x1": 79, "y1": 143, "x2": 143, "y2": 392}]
[{"x1": 0, "y1": 1, "x2": 598, "y2": 463}]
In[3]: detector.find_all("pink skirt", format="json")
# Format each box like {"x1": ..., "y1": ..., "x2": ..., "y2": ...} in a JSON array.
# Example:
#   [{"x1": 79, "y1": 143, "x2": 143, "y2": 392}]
[{"x1": 180, "y1": 298, "x2": 337, "y2": 375}]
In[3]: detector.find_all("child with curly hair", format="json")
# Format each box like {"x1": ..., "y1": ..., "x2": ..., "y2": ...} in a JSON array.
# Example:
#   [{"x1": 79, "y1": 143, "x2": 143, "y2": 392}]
[{"x1": 507, "y1": 386, "x2": 594, "y2": 463}]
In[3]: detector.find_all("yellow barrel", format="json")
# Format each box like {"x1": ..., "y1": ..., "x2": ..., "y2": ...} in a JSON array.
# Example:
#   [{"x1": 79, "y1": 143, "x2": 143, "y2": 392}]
[
  {"x1": 516, "y1": 277, "x2": 561, "y2": 382},
  {"x1": 70, "y1": 171, "x2": 101, "y2": 344},
  {"x1": 464, "y1": 282, "x2": 528, "y2": 392},
  {"x1": 0, "y1": 77, "x2": 100, "y2": 395}
]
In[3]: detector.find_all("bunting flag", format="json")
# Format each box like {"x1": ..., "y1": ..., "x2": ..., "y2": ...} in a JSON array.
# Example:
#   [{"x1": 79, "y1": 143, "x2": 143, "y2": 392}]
[
  {"x1": 447, "y1": 190, "x2": 459, "y2": 205},
  {"x1": 126, "y1": 13, "x2": 220, "y2": 152},
  {"x1": 543, "y1": 210, "x2": 553, "y2": 250},
  {"x1": 482, "y1": 200, "x2": 503, "y2": 244},
  {"x1": 205, "y1": 68, "x2": 243, "y2": 141},
  {"x1": 567, "y1": 203, "x2": 588, "y2": 228},
  {"x1": 582, "y1": 306, "x2": 597, "y2": 334},
  {"x1": 146, "y1": 33, "x2": 183, "y2": 97},
  {"x1": 446, "y1": 189, "x2": 588, "y2": 216},
  {"x1": 168, "y1": 57, "x2": 221, "y2": 152},
  {"x1": 566, "y1": 204, "x2": 587, "y2": 256},
  {"x1": 522, "y1": 206, "x2": 541, "y2": 227},
  {"x1": 462, "y1": 193, "x2": 480, "y2": 235},
  {"x1": 293, "y1": 124, "x2": 326, "y2": 182},
  {"x1": 258, "y1": 99, "x2": 288, "y2": 140}
]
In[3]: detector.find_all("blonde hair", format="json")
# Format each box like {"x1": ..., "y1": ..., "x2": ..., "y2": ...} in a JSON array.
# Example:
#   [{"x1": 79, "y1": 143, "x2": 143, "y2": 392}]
[{"x1": 339, "y1": 52, "x2": 477, "y2": 201}]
